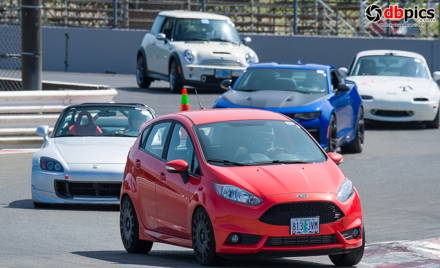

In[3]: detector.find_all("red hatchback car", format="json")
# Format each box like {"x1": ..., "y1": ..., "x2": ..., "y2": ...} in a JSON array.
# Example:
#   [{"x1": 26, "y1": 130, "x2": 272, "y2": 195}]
[{"x1": 119, "y1": 109, "x2": 364, "y2": 266}]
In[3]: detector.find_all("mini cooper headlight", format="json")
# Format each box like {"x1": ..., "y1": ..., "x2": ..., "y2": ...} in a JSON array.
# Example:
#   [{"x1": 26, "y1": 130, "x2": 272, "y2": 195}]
[
  {"x1": 213, "y1": 183, "x2": 262, "y2": 206},
  {"x1": 292, "y1": 112, "x2": 321, "y2": 120},
  {"x1": 40, "y1": 157, "x2": 64, "y2": 172},
  {"x1": 245, "y1": 53, "x2": 257, "y2": 64},
  {"x1": 336, "y1": 179, "x2": 354, "y2": 202},
  {"x1": 183, "y1": 49, "x2": 195, "y2": 64}
]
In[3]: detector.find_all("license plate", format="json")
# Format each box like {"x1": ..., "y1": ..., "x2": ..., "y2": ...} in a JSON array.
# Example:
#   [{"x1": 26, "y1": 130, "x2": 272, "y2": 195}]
[
  {"x1": 290, "y1": 217, "x2": 320, "y2": 235},
  {"x1": 214, "y1": 69, "x2": 232, "y2": 79}
]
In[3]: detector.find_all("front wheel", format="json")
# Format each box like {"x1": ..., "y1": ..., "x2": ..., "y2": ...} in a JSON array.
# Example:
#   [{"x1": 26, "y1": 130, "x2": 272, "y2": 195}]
[
  {"x1": 341, "y1": 107, "x2": 365, "y2": 154},
  {"x1": 327, "y1": 115, "x2": 338, "y2": 152},
  {"x1": 120, "y1": 196, "x2": 153, "y2": 253},
  {"x1": 329, "y1": 228, "x2": 365, "y2": 266},
  {"x1": 425, "y1": 107, "x2": 439, "y2": 129},
  {"x1": 192, "y1": 208, "x2": 220, "y2": 266},
  {"x1": 169, "y1": 60, "x2": 183, "y2": 93}
]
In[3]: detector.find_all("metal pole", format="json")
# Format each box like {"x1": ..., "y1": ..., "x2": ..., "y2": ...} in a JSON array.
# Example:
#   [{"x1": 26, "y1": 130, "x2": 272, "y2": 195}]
[
  {"x1": 200, "y1": 0, "x2": 206, "y2": 12},
  {"x1": 112, "y1": 0, "x2": 118, "y2": 28},
  {"x1": 21, "y1": 0, "x2": 42, "y2": 91},
  {"x1": 359, "y1": 0, "x2": 365, "y2": 36},
  {"x1": 292, "y1": 0, "x2": 298, "y2": 34}
]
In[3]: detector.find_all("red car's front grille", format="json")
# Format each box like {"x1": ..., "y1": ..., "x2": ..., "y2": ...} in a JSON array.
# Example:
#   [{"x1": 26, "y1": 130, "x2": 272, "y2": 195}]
[
  {"x1": 265, "y1": 234, "x2": 338, "y2": 247},
  {"x1": 259, "y1": 201, "x2": 344, "y2": 226}
]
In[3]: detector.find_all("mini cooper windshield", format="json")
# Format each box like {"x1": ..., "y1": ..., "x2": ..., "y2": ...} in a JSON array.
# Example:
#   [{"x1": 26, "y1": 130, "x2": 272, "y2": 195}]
[
  {"x1": 54, "y1": 106, "x2": 153, "y2": 137},
  {"x1": 173, "y1": 18, "x2": 240, "y2": 44},
  {"x1": 196, "y1": 120, "x2": 326, "y2": 166},
  {"x1": 351, "y1": 55, "x2": 429, "y2": 78},
  {"x1": 235, "y1": 68, "x2": 328, "y2": 93}
]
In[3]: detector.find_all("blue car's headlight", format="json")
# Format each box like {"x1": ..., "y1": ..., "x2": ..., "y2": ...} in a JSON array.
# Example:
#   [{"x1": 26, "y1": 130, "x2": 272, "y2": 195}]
[
  {"x1": 292, "y1": 112, "x2": 321, "y2": 120},
  {"x1": 336, "y1": 179, "x2": 354, "y2": 202},
  {"x1": 40, "y1": 157, "x2": 64, "y2": 172},
  {"x1": 213, "y1": 183, "x2": 262, "y2": 206}
]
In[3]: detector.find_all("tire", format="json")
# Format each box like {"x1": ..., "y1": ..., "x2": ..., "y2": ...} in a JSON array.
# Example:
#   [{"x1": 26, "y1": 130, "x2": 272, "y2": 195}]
[
  {"x1": 169, "y1": 60, "x2": 183, "y2": 93},
  {"x1": 425, "y1": 108, "x2": 439, "y2": 129},
  {"x1": 192, "y1": 208, "x2": 220, "y2": 266},
  {"x1": 120, "y1": 196, "x2": 153, "y2": 254},
  {"x1": 341, "y1": 107, "x2": 365, "y2": 154},
  {"x1": 136, "y1": 54, "x2": 152, "y2": 89},
  {"x1": 327, "y1": 115, "x2": 338, "y2": 152},
  {"x1": 329, "y1": 228, "x2": 365, "y2": 266},
  {"x1": 33, "y1": 201, "x2": 48, "y2": 208}
]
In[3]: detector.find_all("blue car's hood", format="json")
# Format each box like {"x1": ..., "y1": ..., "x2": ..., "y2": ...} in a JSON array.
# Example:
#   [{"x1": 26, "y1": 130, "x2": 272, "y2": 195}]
[{"x1": 223, "y1": 89, "x2": 326, "y2": 108}]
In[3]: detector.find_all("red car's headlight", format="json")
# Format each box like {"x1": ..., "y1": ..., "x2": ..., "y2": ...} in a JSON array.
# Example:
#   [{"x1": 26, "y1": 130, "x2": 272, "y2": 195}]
[
  {"x1": 213, "y1": 183, "x2": 262, "y2": 206},
  {"x1": 336, "y1": 179, "x2": 354, "y2": 202}
]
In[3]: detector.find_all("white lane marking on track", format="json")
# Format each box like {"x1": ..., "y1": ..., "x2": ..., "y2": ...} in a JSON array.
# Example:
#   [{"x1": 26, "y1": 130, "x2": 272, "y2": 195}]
[
  {"x1": 362, "y1": 238, "x2": 440, "y2": 267},
  {"x1": 0, "y1": 149, "x2": 38, "y2": 155}
]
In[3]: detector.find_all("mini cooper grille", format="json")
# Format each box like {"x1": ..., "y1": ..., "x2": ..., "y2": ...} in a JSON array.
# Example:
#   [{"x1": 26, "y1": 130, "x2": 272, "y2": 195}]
[
  {"x1": 259, "y1": 202, "x2": 344, "y2": 226},
  {"x1": 201, "y1": 59, "x2": 243, "y2": 67},
  {"x1": 371, "y1": 109, "x2": 414, "y2": 117},
  {"x1": 265, "y1": 234, "x2": 338, "y2": 247},
  {"x1": 55, "y1": 180, "x2": 121, "y2": 198}
]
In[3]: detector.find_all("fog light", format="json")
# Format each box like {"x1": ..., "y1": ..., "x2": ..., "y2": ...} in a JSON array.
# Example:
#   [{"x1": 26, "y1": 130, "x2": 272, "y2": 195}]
[
  {"x1": 229, "y1": 233, "x2": 240, "y2": 244},
  {"x1": 352, "y1": 228, "x2": 360, "y2": 238}
]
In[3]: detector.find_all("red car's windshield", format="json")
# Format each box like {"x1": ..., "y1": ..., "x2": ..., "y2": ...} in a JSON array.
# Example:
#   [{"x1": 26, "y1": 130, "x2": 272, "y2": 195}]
[{"x1": 195, "y1": 120, "x2": 326, "y2": 166}]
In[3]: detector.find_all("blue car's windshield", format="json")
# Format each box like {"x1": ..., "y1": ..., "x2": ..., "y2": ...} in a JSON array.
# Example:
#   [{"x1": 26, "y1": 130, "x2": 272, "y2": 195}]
[
  {"x1": 196, "y1": 120, "x2": 326, "y2": 166},
  {"x1": 54, "y1": 106, "x2": 154, "y2": 137},
  {"x1": 235, "y1": 68, "x2": 328, "y2": 93}
]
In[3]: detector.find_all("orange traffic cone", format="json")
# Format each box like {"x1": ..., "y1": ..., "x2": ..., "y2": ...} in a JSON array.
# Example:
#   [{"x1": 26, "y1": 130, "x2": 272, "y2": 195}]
[{"x1": 180, "y1": 88, "x2": 190, "y2": 111}]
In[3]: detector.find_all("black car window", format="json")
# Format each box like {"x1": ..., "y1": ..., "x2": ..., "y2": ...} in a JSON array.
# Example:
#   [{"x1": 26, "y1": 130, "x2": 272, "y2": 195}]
[
  {"x1": 143, "y1": 122, "x2": 172, "y2": 159},
  {"x1": 161, "y1": 17, "x2": 174, "y2": 39},
  {"x1": 166, "y1": 123, "x2": 196, "y2": 171}
]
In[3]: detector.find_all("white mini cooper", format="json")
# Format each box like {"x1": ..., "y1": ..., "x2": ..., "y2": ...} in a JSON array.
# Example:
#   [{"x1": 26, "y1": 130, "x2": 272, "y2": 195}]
[{"x1": 136, "y1": 10, "x2": 259, "y2": 92}]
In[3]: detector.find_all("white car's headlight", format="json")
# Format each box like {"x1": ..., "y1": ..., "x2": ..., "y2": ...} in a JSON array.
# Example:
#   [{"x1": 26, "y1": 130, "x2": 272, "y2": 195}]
[
  {"x1": 40, "y1": 157, "x2": 64, "y2": 172},
  {"x1": 336, "y1": 179, "x2": 354, "y2": 202},
  {"x1": 245, "y1": 53, "x2": 257, "y2": 64},
  {"x1": 183, "y1": 49, "x2": 195, "y2": 64},
  {"x1": 213, "y1": 183, "x2": 262, "y2": 206}
]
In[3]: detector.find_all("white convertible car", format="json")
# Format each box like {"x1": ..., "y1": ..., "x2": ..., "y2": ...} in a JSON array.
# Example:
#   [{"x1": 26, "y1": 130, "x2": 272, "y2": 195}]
[
  {"x1": 31, "y1": 103, "x2": 155, "y2": 207},
  {"x1": 340, "y1": 50, "x2": 440, "y2": 128}
]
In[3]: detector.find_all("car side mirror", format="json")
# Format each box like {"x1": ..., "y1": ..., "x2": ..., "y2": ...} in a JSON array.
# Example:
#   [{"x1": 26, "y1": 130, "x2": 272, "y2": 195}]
[
  {"x1": 328, "y1": 152, "x2": 343, "y2": 165},
  {"x1": 156, "y1": 33, "x2": 166, "y2": 41},
  {"x1": 242, "y1": 36, "x2": 252, "y2": 44},
  {"x1": 338, "y1": 67, "x2": 348, "y2": 78},
  {"x1": 165, "y1": 159, "x2": 189, "y2": 183},
  {"x1": 220, "y1": 79, "x2": 232, "y2": 91},
  {"x1": 36, "y1": 125, "x2": 49, "y2": 141},
  {"x1": 337, "y1": 83, "x2": 350, "y2": 92},
  {"x1": 433, "y1": 71, "x2": 440, "y2": 81}
]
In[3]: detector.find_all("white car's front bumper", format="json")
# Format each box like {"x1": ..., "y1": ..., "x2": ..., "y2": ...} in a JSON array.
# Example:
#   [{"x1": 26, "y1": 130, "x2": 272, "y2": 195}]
[
  {"x1": 363, "y1": 99, "x2": 438, "y2": 122},
  {"x1": 182, "y1": 64, "x2": 246, "y2": 87},
  {"x1": 31, "y1": 164, "x2": 124, "y2": 205}
]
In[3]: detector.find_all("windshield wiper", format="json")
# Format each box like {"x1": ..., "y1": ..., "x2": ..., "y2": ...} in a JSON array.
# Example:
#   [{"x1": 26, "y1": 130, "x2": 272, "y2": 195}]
[
  {"x1": 237, "y1": 88, "x2": 257, "y2": 92},
  {"x1": 246, "y1": 160, "x2": 311, "y2": 165},
  {"x1": 180, "y1": 38, "x2": 206, "y2": 41},
  {"x1": 206, "y1": 159, "x2": 247, "y2": 166},
  {"x1": 209, "y1": 38, "x2": 235, "y2": 44}
]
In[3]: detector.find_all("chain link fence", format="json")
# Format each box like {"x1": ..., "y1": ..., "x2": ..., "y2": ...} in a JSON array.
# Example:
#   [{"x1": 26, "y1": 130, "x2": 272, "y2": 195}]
[{"x1": 0, "y1": 1, "x2": 22, "y2": 91}]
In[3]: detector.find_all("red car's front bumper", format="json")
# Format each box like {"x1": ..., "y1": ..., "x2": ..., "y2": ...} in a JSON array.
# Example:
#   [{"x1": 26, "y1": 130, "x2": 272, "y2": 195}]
[{"x1": 210, "y1": 191, "x2": 363, "y2": 256}]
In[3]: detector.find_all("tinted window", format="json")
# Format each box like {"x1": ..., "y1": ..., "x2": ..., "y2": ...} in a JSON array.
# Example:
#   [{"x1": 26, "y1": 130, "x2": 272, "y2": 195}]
[
  {"x1": 143, "y1": 122, "x2": 172, "y2": 158},
  {"x1": 236, "y1": 68, "x2": 328, "y2": 93},
  {"x1": 196, "y1": 120, "x2": 326, "y2": 166},
  {"x1": 166, "y1": 124, "x2": 195, "y2": 170},
  {"x1": 151, "y1": 15, "x2": 165, "y2": 34},
  {"x1": 161, "y1": 17, "x2": 174, "y2": 39},
  {"x1": 350, "y1": 55, "x2": 429, "y2": 78},
  {"x1": 173, "y1": 18, "x2": 240, "y2": 44}
]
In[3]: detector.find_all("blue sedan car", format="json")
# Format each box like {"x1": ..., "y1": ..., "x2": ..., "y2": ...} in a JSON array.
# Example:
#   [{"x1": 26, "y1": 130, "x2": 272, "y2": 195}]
[{"x1": 213, "y1": 63, "x2": 364, "y2": 153}]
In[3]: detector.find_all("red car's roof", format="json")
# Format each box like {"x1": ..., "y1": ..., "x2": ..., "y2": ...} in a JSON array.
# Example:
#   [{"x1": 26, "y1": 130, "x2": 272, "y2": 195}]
[{"x1": 177, "y1": 108, "x2": 288, "y2": 125}]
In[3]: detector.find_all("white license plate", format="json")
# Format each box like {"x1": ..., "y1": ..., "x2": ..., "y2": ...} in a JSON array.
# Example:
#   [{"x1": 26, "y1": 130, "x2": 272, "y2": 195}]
[
  {"x1": 290, "y1": 217, "x2": 320, "y2": 235},
  {"x1": 214, "y1": 69, "x2": 232, "y2": 79}
]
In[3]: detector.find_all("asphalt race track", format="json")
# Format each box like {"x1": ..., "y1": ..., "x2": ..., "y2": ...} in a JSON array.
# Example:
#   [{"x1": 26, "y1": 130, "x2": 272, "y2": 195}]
[{"x1": 1, "y1": 72, "x2": 440, "y2": 267}]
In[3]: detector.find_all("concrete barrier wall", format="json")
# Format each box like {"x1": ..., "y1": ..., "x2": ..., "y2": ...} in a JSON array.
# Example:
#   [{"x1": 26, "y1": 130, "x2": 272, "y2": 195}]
[{"x1": 40, "y1": 27, "x2": 440, "y2": 74}]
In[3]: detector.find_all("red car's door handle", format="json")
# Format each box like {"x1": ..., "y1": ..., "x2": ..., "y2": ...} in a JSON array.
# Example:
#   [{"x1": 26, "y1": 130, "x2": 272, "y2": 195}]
[
  {"x1": 135, "y1": 159, "x2": 141, "y2": 169},
  {"x1": 159, "y1": 172, "x2": 166, "y2": 181}
]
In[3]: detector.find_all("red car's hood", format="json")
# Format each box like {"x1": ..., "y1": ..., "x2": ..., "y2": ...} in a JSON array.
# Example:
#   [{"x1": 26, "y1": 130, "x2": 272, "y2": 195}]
[{"x1": 209, "y1": 160, "x2": 345, "y2": 196}]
